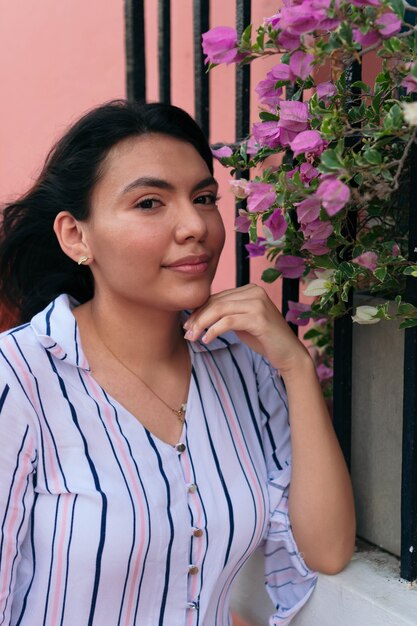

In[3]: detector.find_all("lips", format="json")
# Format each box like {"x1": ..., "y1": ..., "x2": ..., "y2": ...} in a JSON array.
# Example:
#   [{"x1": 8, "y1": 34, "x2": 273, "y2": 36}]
[
  {"x1": 163, "y1": 254, "x2": 211, "y2": 275},
  {"x1": 165, "y1": 254, "x2": 210, "y2": 268}
]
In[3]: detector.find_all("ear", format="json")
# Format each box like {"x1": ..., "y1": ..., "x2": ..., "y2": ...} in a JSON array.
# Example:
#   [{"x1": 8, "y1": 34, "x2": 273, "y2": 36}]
[{"x1": 53, "y1": 211, "x2": 92, "y2": 265}]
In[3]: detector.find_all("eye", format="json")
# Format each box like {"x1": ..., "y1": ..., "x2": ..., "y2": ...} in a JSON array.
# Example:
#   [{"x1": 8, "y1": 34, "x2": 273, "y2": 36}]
[
  {"x1": 134, "y1": 197, "x2": 162, "y2": 210},
  {"x1": 194, "y1": 193, "x2": 220, "y2": 206}
]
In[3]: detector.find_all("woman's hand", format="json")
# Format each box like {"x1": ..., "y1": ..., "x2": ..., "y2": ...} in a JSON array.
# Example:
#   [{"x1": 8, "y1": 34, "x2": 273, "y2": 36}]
[{"x1": 183, "y1": 284, "x2": 310, "y2": 375}]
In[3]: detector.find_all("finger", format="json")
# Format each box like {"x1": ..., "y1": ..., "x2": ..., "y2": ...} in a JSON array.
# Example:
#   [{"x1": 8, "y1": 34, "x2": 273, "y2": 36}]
[
  {"x1": 198, "y1": 313, "x2": 258, "y2": 345},
  {"x1": 184, "y1": 300, "x2": 253, "y2": 341},
  {"x1": 185, "y1": 284, "x2": 270, "y2": 328}
]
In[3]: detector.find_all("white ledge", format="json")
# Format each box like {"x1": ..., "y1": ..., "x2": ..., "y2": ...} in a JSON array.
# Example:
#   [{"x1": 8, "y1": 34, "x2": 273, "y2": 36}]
[{"x1": 231, "y1": 543, "x2": 417, "y2": 626}]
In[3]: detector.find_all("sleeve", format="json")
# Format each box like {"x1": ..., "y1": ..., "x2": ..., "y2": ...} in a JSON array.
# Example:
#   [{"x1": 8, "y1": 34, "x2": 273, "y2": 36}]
[
  {"x1": 0, "y1": 351, "x2": 37, "y2": 625},
  {"x1": 256, "y1": 355, "x2": 318, "y2": 626}
]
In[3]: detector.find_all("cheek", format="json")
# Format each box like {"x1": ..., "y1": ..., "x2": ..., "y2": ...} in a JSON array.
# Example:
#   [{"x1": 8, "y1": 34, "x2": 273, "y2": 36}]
[{"x1": 210, "y1": 212, "x2": 226, "y2": 252}]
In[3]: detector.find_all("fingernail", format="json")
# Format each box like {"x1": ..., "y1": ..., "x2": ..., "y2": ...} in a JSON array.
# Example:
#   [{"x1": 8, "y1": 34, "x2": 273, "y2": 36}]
[
  {"x1": 201, "y1": 333, "x2": 208, "y2": 344},
  {"x1": 184, "y1": 329, "x2": 194, "y2": 340},
  {"x1": 183, "y1": 320, "x2": 191, "y2": 330}
]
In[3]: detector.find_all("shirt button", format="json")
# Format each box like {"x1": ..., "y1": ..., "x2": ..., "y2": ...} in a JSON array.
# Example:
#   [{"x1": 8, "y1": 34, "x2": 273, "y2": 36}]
[
  {"x1": 188, "y1": 564, "x2": 199, "y2": 575},
  {"x1": 175, "y1": 442, "x2": 186, "y2": 453},
  {"x1": 187, "y1": 601, "x2": 199, "y2": 610},
  {"x1": 187, "y1": 483, "x2": 198, "y2": 493},
  {"x1": 192, "y1": 527, "x2": 203, "y2": 537}
]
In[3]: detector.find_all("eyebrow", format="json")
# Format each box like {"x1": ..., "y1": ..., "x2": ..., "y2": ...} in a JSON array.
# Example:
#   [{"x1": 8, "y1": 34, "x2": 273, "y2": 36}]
[{"x1": 121, "y1": 175, "x2": 218, "y2": 196}]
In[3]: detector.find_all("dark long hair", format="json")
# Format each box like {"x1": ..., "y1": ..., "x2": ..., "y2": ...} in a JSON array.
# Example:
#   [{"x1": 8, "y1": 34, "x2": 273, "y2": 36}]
[{"x1": 0, "y1": 100, "x2": 213, "y2": 326}]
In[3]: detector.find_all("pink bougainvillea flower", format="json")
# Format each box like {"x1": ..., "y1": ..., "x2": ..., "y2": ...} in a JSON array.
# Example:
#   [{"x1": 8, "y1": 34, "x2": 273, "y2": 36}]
[
  {"x1": 252, "y1": 121, "x2": 282, "y2": 149},
  {"x1": 246, "y1": 182, "x2": 276, "y2": 213},
  {"x1": 279, "y1": 4, "x2": 323, "y2": 35},
  {"x1": 353, "y1": 28, "x2": 381, "y2": 47},
  {"x1": 290, "y1": 130, "x2": 325, "y2": 157},
  {"x1": 245, "y1": 237, "x2": 266, "y2": 258},
  {"x1": 202, "y1": 27, "x2": 240, "y2": 64},
  {"x1": 300, "y1": 162, "x2": 320, "y2": 184},
  {"x1": 392, "y1": 243, "x2": 401, "y2": 257},
  {"x1": 286, "y1": 166, "x2": 299, "y2": 180},
  {"x1": 264, "y1": 13, "x2": 281, "y2": 29},
  {"x1": 211, "y1": 146, "x2": 233, "y2": 158},
  {"x1": 245, "y1": 136, "x2": 261, "y2": 155},
  {"x1": 289, "y1": 51, "x2": 315, "y2": 81},
  {"x1": 285, "y1": 300, "x2": 312, "y2": 326},
  {"x1": 275, "y1": 254, "x2": 306, "y2": 278},
  {"x1": 316, "y1": 177, "x2": 351, "y2": 215},
  {"x1": 278, "y1": 100, "x2": 309, "y2": 133},
  {"x1": 269, "y1": 63, "x2": 293, "y2": 82},
  {"x1": 316, "y1": 363, "x2": 334, "y2": 381},
  {"x1": 301, "y1": 218, "x2": 333, "y2": 240},
  {"x1": 301, "y1": 239, "x2": 330, "y2": 255},
  {"x1": 234, "y1": 211, "x2": 251, "y2": 233},
  {"x1": 352, "y1": 251, "x2": 378, "y2": 272},
  {"x1": 376, "y1": 12, "x2": 402, "y2": 38},
  {"x1": 229, "y1": 179, "x2": 249, "y2": 199},
  {"x1": 316, "y1": 81, "x2": 337, "y2": 101},
  {"x1": 401, "y1": 73, "x2": 417, "y2": 94},
  {"x1": 255, "y1": 77, "x2": 283, "y2": 107},
  {"x1": 264, "y1": 208, "x2": 288, "y2": 240},
  {"x1": 277, "y1": 30, "x2": 301, "y2": 50},
  {"x1": 277, "y1": 127, "x2": 299, "y2": 147},
  {"x1": 296, "y1": 196, "x2": 321, "y2": 224},
  {"x1": 351, "y1": 0, "x2": 380, "y2": 5}
]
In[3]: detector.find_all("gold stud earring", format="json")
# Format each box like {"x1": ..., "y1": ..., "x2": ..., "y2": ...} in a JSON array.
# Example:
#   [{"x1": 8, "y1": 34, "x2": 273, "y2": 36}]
[{"x1": 77, "y1": 255, "x2": 90, "y2": 266}]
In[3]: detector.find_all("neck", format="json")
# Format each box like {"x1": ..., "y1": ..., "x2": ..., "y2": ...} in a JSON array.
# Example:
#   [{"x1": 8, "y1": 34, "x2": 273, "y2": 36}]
[{"x1": 80, "y1": 293, "x2": 187, "y2": 366}]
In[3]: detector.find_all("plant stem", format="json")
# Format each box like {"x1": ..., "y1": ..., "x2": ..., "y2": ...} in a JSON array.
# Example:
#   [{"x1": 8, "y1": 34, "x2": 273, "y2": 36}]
[{"x1": 392, "y1": 127, "x2": 417, "y2": 190}]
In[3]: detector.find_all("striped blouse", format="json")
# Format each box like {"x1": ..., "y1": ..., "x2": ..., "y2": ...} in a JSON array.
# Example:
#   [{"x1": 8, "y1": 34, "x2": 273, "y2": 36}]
[{"x1": 0, "y1": 294, "x2": 317, "y2": 626}]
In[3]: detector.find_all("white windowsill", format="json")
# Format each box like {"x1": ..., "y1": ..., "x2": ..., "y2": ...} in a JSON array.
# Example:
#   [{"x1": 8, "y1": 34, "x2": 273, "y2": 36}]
[{"x1": 231, "y1": 542, "x2": 417, "y2": 626}]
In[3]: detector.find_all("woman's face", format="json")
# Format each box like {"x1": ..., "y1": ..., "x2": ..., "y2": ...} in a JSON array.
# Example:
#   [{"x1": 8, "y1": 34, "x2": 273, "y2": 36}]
[{"x1": 83, "y1": 133, "x2": 225, "y2": 312}]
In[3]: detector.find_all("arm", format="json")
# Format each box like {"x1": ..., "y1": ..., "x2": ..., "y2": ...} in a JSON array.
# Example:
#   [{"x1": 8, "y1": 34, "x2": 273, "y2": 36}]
[
  {"x1": 0, "y1": 348, "x2": 37, "y2": 623},
  {"x1": 183, "y1": 284, "x2": 355, "y2": 574}
]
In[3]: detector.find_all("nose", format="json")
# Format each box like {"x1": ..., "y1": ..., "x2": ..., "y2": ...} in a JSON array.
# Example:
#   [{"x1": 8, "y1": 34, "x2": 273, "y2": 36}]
[{"x1": 174, "y1": 199, "x2": 208, "y2": 243}]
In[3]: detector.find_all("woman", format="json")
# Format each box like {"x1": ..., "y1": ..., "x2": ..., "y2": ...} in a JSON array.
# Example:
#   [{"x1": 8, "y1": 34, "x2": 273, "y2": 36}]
[{"x1": 0, "y1": 100, "x2": 355, "y2": 626}]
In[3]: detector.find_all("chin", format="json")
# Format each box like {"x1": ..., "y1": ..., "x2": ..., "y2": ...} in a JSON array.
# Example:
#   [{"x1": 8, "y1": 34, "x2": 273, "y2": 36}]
[{"x1": 174, "y1": 287, "x2": 212, "y2": 311}]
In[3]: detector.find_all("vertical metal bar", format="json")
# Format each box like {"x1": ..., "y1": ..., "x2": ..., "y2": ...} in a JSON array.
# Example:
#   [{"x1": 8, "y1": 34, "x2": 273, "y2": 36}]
[
  {"x1": 193, "y1": 0, "x2": 210, "y2": 137},
  {"x1": 158, "y1": 0, "x2": 171, "y2": 104},
  {"x1": 282, "y1": 278, "x2": 300, "y2": 336},
  {"x1": 332, "y1": 61, "x2": 362, "y2": 468},
  {"x1": 235, "y1": 0, "x2": 251, "y2": 287},
  {"x1": 400, "y1": 142, "x2": 417, "y2": 581},
  {"x1": 124, "y1": 0, "x2": 146, "y2": 102}
]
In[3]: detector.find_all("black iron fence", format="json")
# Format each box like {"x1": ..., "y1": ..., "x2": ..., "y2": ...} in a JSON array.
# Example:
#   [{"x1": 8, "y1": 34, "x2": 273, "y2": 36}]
[{"x1": 124, "y1": 0, "x2": 417, "y2": 582}]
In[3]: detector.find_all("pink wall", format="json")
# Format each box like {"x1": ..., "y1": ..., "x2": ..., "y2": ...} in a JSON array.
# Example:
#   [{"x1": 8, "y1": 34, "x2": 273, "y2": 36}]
[
  {"x1": 0, "y1": 0, "x2": 280, "y2": 299},
  {"x1": 0, "y1": 1, "x2": 126, "y2": 201}
]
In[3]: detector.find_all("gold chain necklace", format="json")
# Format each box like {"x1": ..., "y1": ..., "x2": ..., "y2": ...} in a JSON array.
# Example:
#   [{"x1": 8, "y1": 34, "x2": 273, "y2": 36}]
[{"x1": 93, "y1": 326, "x2": 188, "y2": 423}]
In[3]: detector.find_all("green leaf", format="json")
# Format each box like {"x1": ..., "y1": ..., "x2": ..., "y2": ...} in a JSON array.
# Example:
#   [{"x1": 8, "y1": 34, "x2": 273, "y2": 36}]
[
  {"x1": 338, "y1": 262, "x2": 356, "y2": 278},
  {"x1": 303, "y1": 328, "x2": 323, "y2": 340},
  {"x1": 249, "y1": 223, "x2": 257, "y2": 242},
  {"x1": 363, "y1": 149, "x2": 382, "y2": 165},
  {"x1": 387, "y1": 0, "x2": 405, "y2": 18},
  {"x1": 383, "y1": 103, "x2": 403, "y2": 130},
  {"x1": 374, "y1": 266, "x2": 388, "y2": 282},
  {"x1": 261, "y1": 268, "x2": 280, "y2": 283},
  {"x1": 240, "y1": 24, "x2": 252, "y2": 45},
  {"x1": 403, "y1": 265, "x2": 417, "y2": 277},
  {"x1": 351, "y1": 81, "x2": 371, "y2": 94},
  {"x1": 339, "y1": 21, "x2": 353, "y2": 46},
  {"x1": 399, "y1": 318, "x2": 417, "y2": 329},
  {"x1": 320, "y1": 148, "x2": 344, "y2": 171},
  {"x1": 255, "y1": 29, "x2": 265, "y2": 51},
  {"x1": 259, "y1": 111, "x2": 279, "y2": 121}
]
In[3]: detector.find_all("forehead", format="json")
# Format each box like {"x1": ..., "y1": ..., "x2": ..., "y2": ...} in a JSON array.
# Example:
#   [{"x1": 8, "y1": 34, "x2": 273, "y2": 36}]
[{"x1": 98, "y1": 133, "x2": 210, "y2": 187}]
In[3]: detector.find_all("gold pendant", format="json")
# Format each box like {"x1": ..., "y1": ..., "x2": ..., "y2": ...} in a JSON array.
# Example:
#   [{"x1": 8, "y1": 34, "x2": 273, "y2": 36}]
[{"x1": 174, "y1": 403, "x2": 187, "y2": 420}]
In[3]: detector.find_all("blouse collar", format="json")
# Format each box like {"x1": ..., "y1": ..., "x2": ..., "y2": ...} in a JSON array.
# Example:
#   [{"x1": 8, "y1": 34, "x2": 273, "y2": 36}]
[{"x1": 30, "y1": 294, "x2": 239, "y2": 370}]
